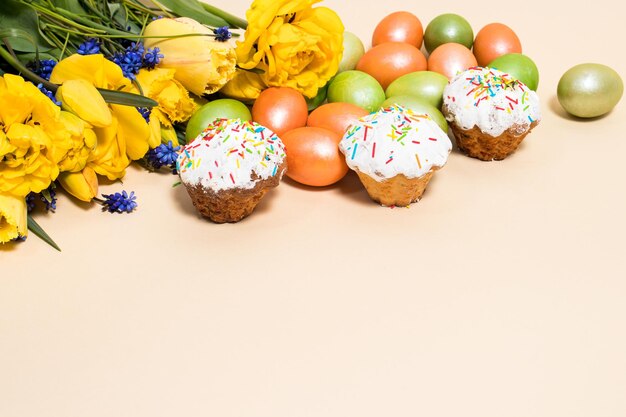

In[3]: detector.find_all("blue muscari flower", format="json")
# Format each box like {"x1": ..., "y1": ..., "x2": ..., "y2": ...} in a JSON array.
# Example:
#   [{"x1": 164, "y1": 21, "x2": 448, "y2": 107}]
[
  {"x1": 142, "y1": 47, "x2": 163, "y2": 69},
  {"x1": 77, "y1": 38, "x2": 101, "y2": 55},
  {"x1": 41, "y1": 186, "x2": 57, "y2": 212},
  {"x1": 137, "y1": 107, "x2": 151, "y2": 123},
  {"x1": 146, "y1": 141, "x2": 181, "y2": 170},
  {"x1": 37, "y1": 83, "x2": 61, "y2": 106},
  {"x1": 31, "y1": 59, "x2": 57, "y2": 81},
  {"x1": 152, "y1": 15, "x2": 163, "y2": 21},
  {"x1": 213, "y1": 26, "x2": 232, "y2": 42},
  {"x1": 26, "y1": 193, "x2": 36, "y2": 213},
  {"x1": 112, "y1": 42, "x2": 145, "y2": 80},
  {"x1": 101, "y1": 191, "x2": 138, "y2": 213}
]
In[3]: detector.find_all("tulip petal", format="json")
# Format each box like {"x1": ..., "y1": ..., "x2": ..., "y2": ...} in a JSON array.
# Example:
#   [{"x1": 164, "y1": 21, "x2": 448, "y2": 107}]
[
  {"x1": 221, "y1": 70, "x2": 267, "y2": 102},
  {"x1": 50, "y1": 54, "x2": 127, "y2": 90},
  {"x1": 111, "y1": 104, "x2": 150, "y2": 160},
  {"x1": 56, "y1": 79, "x2": 113, "y2": 128},
  {"x1": 57, "y1": 167, "x2": 98, "y2": 202},
  {"x1": 89, "y1": 117, "x2": 128, "y2": 180},
  {"x1": 0, "y1": 194, "x2": 27, "y2": 243}
]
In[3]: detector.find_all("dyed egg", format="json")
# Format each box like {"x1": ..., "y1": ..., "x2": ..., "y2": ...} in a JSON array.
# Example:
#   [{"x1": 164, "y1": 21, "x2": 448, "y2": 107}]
[
  {"x1": 372, "y1": 11, "x2": 424, "y2": 48},
  {"x1": 327, "y1": 70, "x2": 386, "y2": 113},
  {"x1": 427, "y1": 42, "x2": 478, "y2": 79},
  {"x1": 281, "y1": 127, "x2": 348, "y2": 187},
  {"x1": 252, "y1": 87, "x2": 308, "y2": 135},
  {"x1": 557, "y1": 63, "x2": 624, "y2": 118},
  {"x1": 338, "y1": 31, "x2": 365, "y2": 73},
  {"x1": 380, "y1": 96, "x2": 448, "y2": 132},
  {"x1": 307, "y1": 103, "x2": 369, "y2": 136},
  {"x1": 473, "y1": 23, "x2": 522, "y2": 67},
  {"x1": 186, "y1": 99, "x2": 251, "y2": 141},
  {"x1": 385, "y1": 71, "x2": 449, "y2": 109},
  {"x1": 356, "y1": 42, "x2": 427, "y2": 90},
  {"x1": 424, "y1": 13, "x2": 474, "y2": 54},
  {"x1": 488, "y1": 53, "x2": 539, "y2": 91}
]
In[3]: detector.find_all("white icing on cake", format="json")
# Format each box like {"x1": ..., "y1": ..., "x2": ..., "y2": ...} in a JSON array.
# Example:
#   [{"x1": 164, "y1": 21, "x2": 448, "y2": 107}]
[
  {"x1": 339, "y1": 105, "x2": 452, "y2": 182},
  {"x1": 443, "y1": 67, "x2": 541, "y2": 137},
  {"x1": 177, "y1": 119, "x2": 286, "y2": 191}
]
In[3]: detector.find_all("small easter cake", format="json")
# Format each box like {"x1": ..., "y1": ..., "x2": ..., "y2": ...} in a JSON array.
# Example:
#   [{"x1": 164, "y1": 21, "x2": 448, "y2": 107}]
[
  {"x1": 339, "y1": 105, "x2": 452, "y2": 207},
  {"x1": 443, "y1": 66, "x2": 541, "y2": 160},
  {"x1": 177, "y1": 119, "x2": 287, "y2": 223}
]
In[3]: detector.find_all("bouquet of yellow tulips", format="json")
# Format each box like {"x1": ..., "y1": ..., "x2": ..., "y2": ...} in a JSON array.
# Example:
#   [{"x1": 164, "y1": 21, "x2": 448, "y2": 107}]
[{"x1": 0, "y1": 0, "x2": 344, "y2": 250}]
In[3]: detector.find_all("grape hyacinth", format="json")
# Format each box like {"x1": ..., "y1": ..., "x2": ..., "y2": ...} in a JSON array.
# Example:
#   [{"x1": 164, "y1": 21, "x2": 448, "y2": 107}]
[
  {"x1": 37, "y1": 84, "x2": 61, "y2": 106},
  {"x1": 77, "y1": 38, "x2": 101, "y2": 55},
  {"x1": 146, "y1": 141, "x2": 181, "y2": 170},
  {"x1": 111, "y1": 42, "x2": 166, "y2": 79},
  {"x1": 142, "y1": 47, "x2": 163, "y2": 69},
  {"x1": 137, "y1": 107, "x2": 151, "y2": 123},
  {"x1": 101, "y1": 191, "x2": 138, "y2": 214},
  {"x1": 213, "y1": 26, "x2": 232, "y2": 42},
  {"x1": 30, "y1": 59, "x2": 57, "y2": 81},
  {"x1": 112, "y1": 42, "x2": 144, "y2": 80},
  {"x1": 41, "y1": 186, "x2": 57, "y2": 212},
  {"x1": 26, "y1": 193, "x2": 36, "y2": 213}
]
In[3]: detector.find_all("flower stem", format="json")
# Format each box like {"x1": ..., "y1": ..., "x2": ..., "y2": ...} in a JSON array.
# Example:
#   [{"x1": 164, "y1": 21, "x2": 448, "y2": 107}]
[
  {"x1": 28, "y1": 3, "x2": 108, "y2": 34},
  {"x1": 0, "y1": 42, "x2": 57, "y2": 90},
  {"x1": 53, "y1": 7, "x2": 137, "y2": 37}
]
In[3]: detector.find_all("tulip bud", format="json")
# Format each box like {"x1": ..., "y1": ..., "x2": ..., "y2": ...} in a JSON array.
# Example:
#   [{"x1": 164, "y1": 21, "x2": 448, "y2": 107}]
[
  {"x1": 56, "y1": 79, "x2": 113, "y2": 128},
  {"x1": 143, "y1": 17, "x2": 237, "y2": 96},
  {"x1": 58, "y1": 167, "x2": 98, "y2": 202},
  {"x1": 0, "y1": 194, "x2": 27, "y2": 243}
]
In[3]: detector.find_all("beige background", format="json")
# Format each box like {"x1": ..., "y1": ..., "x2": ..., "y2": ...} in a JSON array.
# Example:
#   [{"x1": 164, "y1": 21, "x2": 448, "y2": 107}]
[{"x1": 2, "y1": 0, "x2": 626, "y2": 416}]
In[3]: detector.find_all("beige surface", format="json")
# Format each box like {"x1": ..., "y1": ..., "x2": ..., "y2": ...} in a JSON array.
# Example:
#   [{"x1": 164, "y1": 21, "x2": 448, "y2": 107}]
[{"x1": 2, "y1": 0, "x2": 626, "y2": 416}]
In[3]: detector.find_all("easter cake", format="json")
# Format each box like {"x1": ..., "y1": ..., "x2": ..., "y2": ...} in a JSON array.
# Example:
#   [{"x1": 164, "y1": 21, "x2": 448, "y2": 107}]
[
  {"x1": 338, "y1": 105, "x2": 452, "y2": 207},
  {"x1": 177, "y1": 119, "x2": 287, "y2": 223},
  {"x1": 442, "y1": 66, "x2": 541, "y2": 160}
]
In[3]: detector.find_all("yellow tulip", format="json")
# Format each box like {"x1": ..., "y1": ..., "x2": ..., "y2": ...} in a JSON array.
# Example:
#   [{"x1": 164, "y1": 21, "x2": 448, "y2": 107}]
[
  {"x1": 56, "y1": 79, "x2": 113, "y2": 128},
  {"x1": 110, "y1": 103, "x2": 150, "y2": 160},
  {"x1": 49, "y1": 112, "x2": 97, "y2": 173},
  {"x1": 88, "y1": 116, "x2": 129, "y2": 180},
  {"x1": 0, "y1": 74, "x2": 63, "y2": 198},
  {"x1": 232, "y1": 0, "x2": 344, "y2": 98},
  {"x1": 0, "y1": 194, "x2": 27, "y2": 243},
  {"x1": 51, "y1": 54, "x2": 152, "y2": 179},
  {"x1": 57, "y1": 167, "x2": 98, "y2": 202},
  {"x1": 143, "y1": 17, "x2": 237, "y2": 96},
  {"x1": 147, "y1": 113, "x2": 162, "y2": 149},
  {"x1": 220, "y1": 70, "x2": 267, "y2": 103},
  {"x1": 135, "y1": 68, "x2": 198, "y2": 123}
]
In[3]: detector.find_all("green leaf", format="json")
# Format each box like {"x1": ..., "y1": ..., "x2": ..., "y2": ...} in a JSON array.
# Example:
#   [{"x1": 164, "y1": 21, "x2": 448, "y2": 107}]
[
  {"x1": 107, "y1": 3, "x2": 142, "y2": 35},
  {"x1": 0, "y1": 0, "x2": 53, "y2": 52},
  {"x1": 199, "y1": 3, "x2": 247, "y2": 29},
  {"x1": 98, "y1": 88, "x2": 158, "y2": 107},
  {"x1": 27, "y1": 215, "x2": 61, "y2": 252},
  {"x1": 0, "y1": 28, "x2": 41, "y2": 56},
  {"x1": 149, "y1": 0, "x2": 229, "y2": 27}
]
